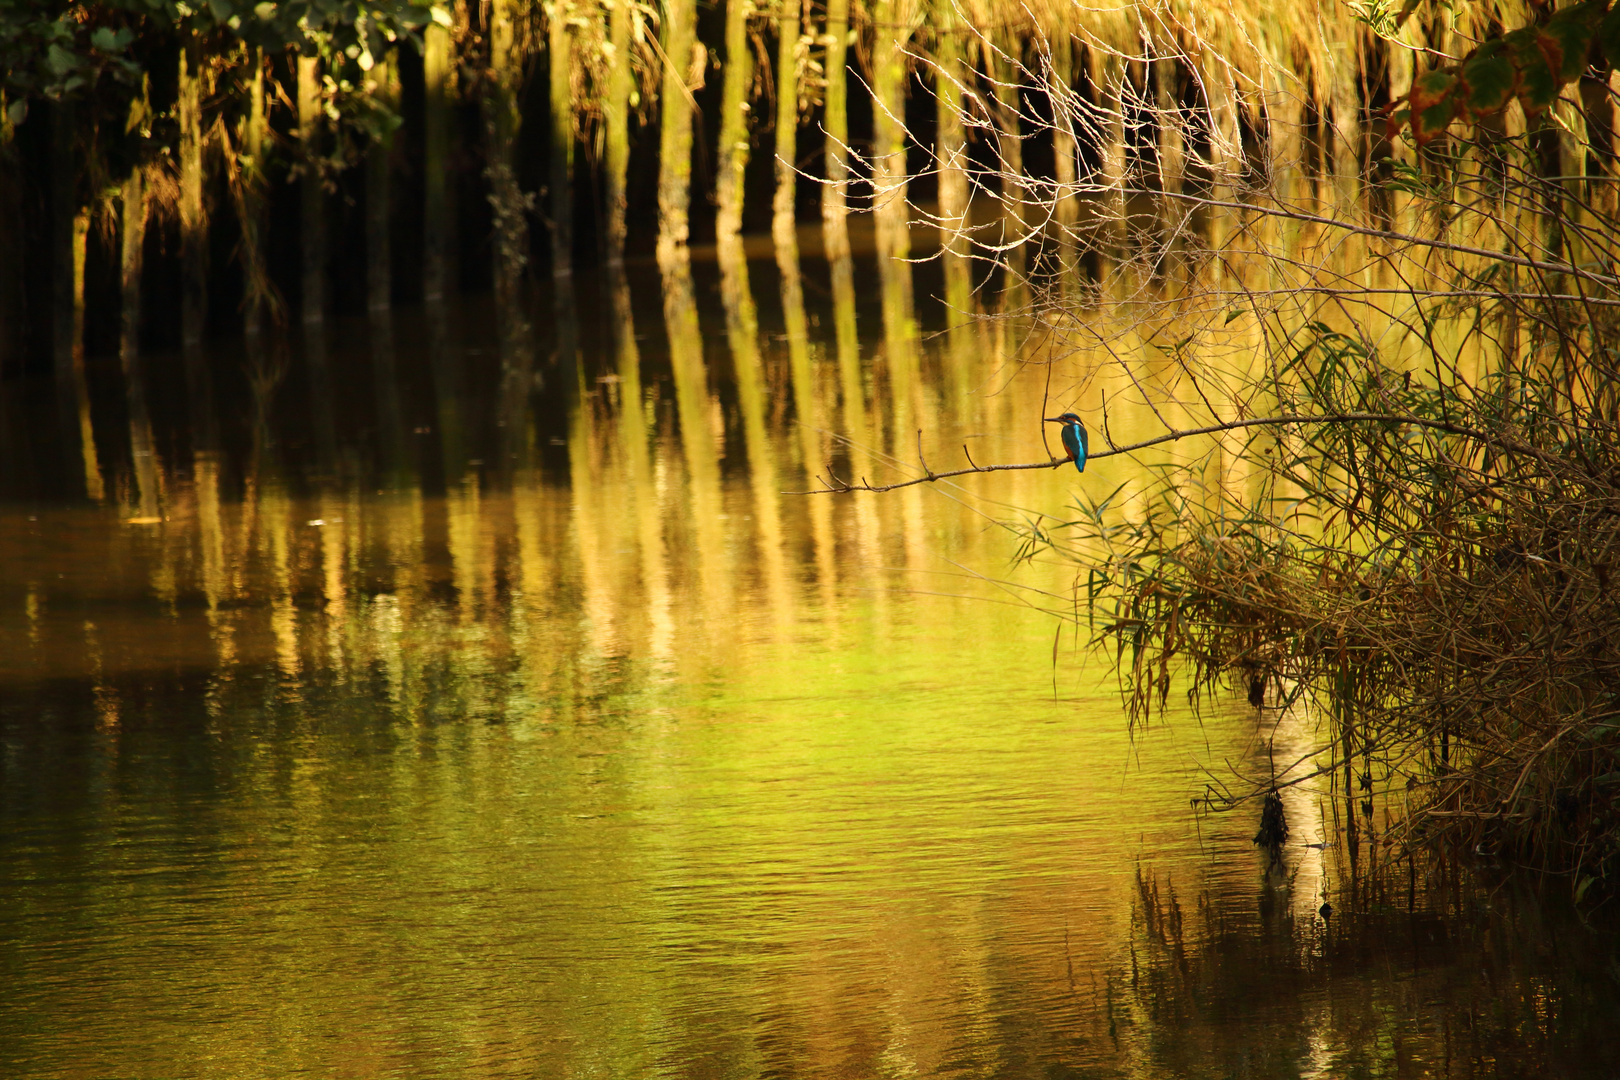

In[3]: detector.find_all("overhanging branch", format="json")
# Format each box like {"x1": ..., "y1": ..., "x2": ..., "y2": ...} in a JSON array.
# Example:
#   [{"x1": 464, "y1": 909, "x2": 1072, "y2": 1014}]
[{"x1": 789, "y1": 411, "x2": 1546, "y2": 495}]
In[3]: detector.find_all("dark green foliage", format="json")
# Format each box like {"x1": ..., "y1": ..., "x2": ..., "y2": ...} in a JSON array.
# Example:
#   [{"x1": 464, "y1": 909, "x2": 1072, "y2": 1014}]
[
  {"x1": 0, "y1": 2, "x2": 431, "y2": 134},
  {"x1": 1389, "y1": 0, "x2": 1617, "y2": 143}
]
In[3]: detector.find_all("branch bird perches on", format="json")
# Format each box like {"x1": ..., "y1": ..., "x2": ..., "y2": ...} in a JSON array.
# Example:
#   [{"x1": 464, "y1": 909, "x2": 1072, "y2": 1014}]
[{"x1": 791, "y1": 411, "x2": 1550, "y2": 495}]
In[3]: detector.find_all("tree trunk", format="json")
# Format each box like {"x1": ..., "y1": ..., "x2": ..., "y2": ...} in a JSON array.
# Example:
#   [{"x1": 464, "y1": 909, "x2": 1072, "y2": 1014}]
[
  {"x1": 297, "y1": 54, "x2": 325, "y2": 328},
  {"x1": 297, "y1": 53, "x2": 336, "y2": 462},
  {"x1": 1050, "y1": 19, "x2": 1078, "y2": 294},
  {"x1": 1089, "y1": 45, "x2": 1127, "y2": 264},
  {"x1": 988, "y1": 27, "x2": 1026, "y2": 311},
  {"x1": 871, "y1": 0, "x2": 918, "y2": 446},
  {"x1": 935, "y1": 3, "x2": 971, "y2": 332},
  {"x1": 605, "y1": 0, "x2": 636, "y2": 267},
  {"x1": 179, "y1": 38, "x2": 217, "y2": 453},
  {"x1": 120, "y1": 167, "x2": 161, "y2": 519},
  {"x1": 51, "y1": 101, "x2": 85, "y2": 492},
  {"x1": 870, "y1": 0, "x2": 912, "y2": 269},
  {"x1": 1329, "y1": 32, "x2": 1361, "y2": 220},
  {"x1": 240, "y1": 48, "x2": 271, "y2": 345},
  {"x1": 237, "y1": 47, "x2": 280, "y2": 471},
  {"x1": 714, "y1": 0, "x2": 754, "y2": 245},
  {"x1": 179, "y1": 40, "x2": 208, "y2": 348},
  {"x1": 71, "y1": 208, "x2": 103, "y2": 501},
  {"x1": 657, "y1": 0, "x2": 698, "y2": 266},
  {"x1": 821, "y1": 0, "x2": 852, "y2": 265},
  {"x1": 367, "y1": 49, "x2": 406, "y2": 479},
  {"x1": 489, "y1": 0, "x2": 537, "y2": 452},
  {"x1": 549, "y1": 0, "x2": 574, "y2": 281},
  {"x1": 366, "y1": 51, "x2": 395, "y2": 317},
  {"x1": 772, "y1": 0, "x2": 800, "y2": 254},
  {"x1": 423, "y1": 13, "x2": 454, "y2": 303}
]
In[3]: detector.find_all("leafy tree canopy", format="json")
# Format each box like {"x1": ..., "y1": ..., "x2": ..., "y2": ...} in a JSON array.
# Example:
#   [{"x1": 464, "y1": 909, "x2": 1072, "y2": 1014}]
[{"x1": 0, "y1": 0, "x2": 439, "y2": 124}]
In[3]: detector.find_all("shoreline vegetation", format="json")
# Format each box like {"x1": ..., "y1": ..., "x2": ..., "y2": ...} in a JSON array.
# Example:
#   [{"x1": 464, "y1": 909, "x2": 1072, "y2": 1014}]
[{"x1": 4, "y1": 0, "x2": 1620, "y2": 892}]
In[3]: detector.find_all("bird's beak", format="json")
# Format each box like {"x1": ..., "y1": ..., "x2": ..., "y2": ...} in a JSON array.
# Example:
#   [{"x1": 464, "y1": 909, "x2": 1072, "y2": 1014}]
[{"x1": 1043, "y1": 416, "x2": 1062, "y2": 423}]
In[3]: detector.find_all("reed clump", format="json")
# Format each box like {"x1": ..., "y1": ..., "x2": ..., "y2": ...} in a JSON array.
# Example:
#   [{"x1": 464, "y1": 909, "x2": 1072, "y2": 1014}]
[{"x1": 1065, "y1": 328, "x2": 1620, "y2": 882}]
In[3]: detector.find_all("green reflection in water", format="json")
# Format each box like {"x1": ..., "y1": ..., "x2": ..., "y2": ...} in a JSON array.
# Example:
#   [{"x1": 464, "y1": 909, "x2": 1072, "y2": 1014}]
[{"x1": 1, "y1": 255, "x2": 1617, "y2": 1078}]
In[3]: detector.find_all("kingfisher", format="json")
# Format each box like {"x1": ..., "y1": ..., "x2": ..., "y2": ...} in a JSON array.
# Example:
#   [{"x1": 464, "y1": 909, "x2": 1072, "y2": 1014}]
[{"x1": 1044, "y1": 412, "x2": 1089, "y2": 473}]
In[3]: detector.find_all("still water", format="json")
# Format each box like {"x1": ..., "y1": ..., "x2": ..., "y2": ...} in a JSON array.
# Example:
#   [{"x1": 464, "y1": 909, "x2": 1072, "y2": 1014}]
[{"x1": 2, "y1": 253, "x2": 1618, "y2": 1077}]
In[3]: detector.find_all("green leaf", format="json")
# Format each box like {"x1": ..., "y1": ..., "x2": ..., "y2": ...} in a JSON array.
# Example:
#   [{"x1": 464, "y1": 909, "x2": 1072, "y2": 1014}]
[
  {"x1": 1460, "y1": 42, "x2": 1514, "y2": 115},
  {"x1": 1409, "y1": 70, "x2": 1458, "y2": 142},
  {"x1": 45, "y1": 43, "x2": 79, "y2": 77},
  {"x1": 1599, "y1": 7, "x2": 1620, "y2": 70},
  {"x1": 90, "y1": 27, "x2": 122, "y2": 52},
  {"x1": 6, "y1": 98, "x2": 26, "y2": 126},
  {"x1": 1543, "y1": 1, "x2": 1604, "y2": 80},
  {"x1": 1224, "y1": 309, "x2": 1244, "y2": 325},
  {"x1": 1575, "y1": 875, "x2": 1596, "y2": 903}
]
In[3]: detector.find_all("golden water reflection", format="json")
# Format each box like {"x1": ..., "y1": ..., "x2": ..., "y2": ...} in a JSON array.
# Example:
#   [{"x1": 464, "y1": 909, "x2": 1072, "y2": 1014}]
[{"x1": 1, "y1": 254, "x2": 1616, "y2": 1078}]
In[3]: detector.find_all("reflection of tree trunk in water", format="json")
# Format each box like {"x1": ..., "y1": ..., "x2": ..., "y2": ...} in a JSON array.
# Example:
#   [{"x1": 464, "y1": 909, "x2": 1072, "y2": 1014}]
[
  {"x1": 487, "y1": 0, "x2": 537, "y2": 461},
  {"x1": 660, "y1": 257, "x2": 727, "y2": 618},
  {"x1": 609, "y1": 267, "x2": 646, "y2": 465},
  {"x1": 607, "y1": 266, "x2": 673, "y2": 660},
  {"x1": 429, "y1": 301, "x2": 466, "y2": 482},
  {"x1": 260, "y1": 481, "x2": 301, "y2": 680},
  {"x1": 70, "y1": 209, "x2": 104, "y2": 501},
  {"x1": 935, "y1": 5, "x2": 973, "y2": 343},
  {"x1": 988, "y1": 27, "x2": 1027, "y2": 314},
  {"x1": 604, "y1": 0, "x2": 635, "y2": 268},
  {"x1": 773, "y1": 0, "x2": 820, "y2": 481},
  {"x1": 774, "y1": 209, "x2": 839, "y2": 603},
  {"x1": 423, "y1": 13, "x2": 454, "y2": 304},
  {"x1": 298, "y1": 55, "x2": 337, "y2": 464},
  {"x1": 831, "y1": 254, "x2": 867, "y2": 473},
  {"x1": 120, "y1": 167, "x2": 162, "y2": 519},
  {"x1": 714, "y1": 0, "x2": 752, "y2": 246},
  {"x1": 194, "y1": 450, "x2": 228, "y2": 635},
  {"x1": 657, "y1": 0, "x2": 697, "y2": 267},
  {"x1": 719, "y1": 241, "x2": 792, "y2": 620},
  {"x1": 773, "y1": 0, "x2": 830, "y2": 577},
  {"x1": 367, "y1": 51, "x2": 407, "y2": 483},
  {"x1": 777, "y1": 239, "x2": 819, "y2": 484},
  {"x1": 567, "y1": 349, "x2": 621, "y2": 652},
  {"x1": 179, "y1": 39, "x2": 217, "y2": 455}
]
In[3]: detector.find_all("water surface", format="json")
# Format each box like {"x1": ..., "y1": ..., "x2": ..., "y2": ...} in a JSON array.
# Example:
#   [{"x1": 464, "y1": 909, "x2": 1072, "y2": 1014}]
[{"x1": 2, "y1": 254, "x2": 1617, "y2": 1078}]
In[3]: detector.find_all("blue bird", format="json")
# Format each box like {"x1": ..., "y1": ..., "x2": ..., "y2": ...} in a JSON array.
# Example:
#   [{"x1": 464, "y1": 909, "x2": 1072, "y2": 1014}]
[{"x1": 1044, "y1": 412, "x2": 1089, "y2": 473}]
